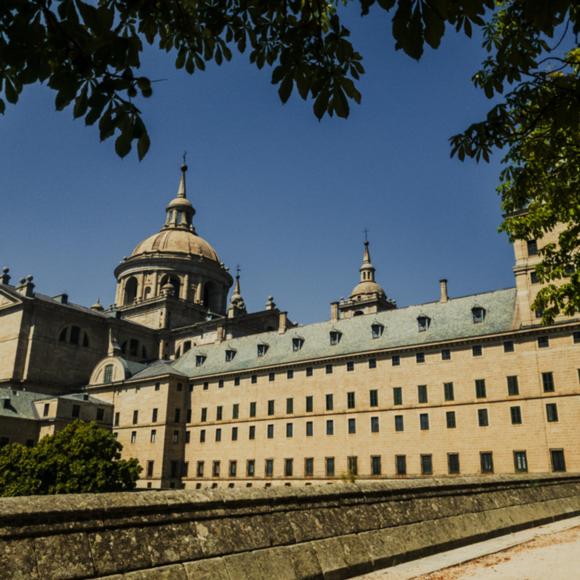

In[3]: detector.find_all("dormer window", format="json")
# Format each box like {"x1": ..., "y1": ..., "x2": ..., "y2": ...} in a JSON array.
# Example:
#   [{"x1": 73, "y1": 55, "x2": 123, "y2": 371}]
[
  {"x1": 329, "y1": 330, "x2": 342, "y2": 345},
  {"x1": 472, "y1": 306, "x2": 486, "y2": 324},
  {"x1": 257, "y1": 343, "x2": 269, "y2": 357},
  {"x1": 371, "y1": 323, "x2": 384, "y2": 339},
  {"x1": 195, "y1": 355, "x2": 206, "y2": 367},
  {"x1": 292, "y1": 337, "x2": 304, "y2": 352},
  {"x1": 417, "y1": 315, "x2": 430, "y2": 332},
  {"x1": 225, "y1": 349, "x2": 236, "y2": 362}
]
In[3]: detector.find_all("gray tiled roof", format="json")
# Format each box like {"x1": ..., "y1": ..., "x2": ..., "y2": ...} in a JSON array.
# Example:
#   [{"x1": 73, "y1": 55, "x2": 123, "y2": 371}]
[
  {"x1": 131, "y1": 360, "x2": 187, "y2": 380},
  {"x1": 0, "y1": 388, "x2": 50, "y2": 419},
  {"x1": 167, "y1": 288, "x2": 517, "y2": 378},
  {"x1": 59, "y1": 393, "x2": 112, "y2": 405}
]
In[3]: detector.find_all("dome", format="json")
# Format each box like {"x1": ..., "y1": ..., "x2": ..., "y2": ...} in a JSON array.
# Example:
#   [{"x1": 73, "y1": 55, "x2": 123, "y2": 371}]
[
  {"x1": 351, "y1": 280, "x2": 386, "y2": 298},
  {"x1": 131, "y1": 229, "x2": 220, "y2": 262}
]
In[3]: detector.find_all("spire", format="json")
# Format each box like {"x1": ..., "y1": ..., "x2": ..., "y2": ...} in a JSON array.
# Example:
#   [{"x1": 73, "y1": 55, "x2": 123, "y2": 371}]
[
  {"x1": 228, "y1": 265, "x2": 246, "y2": 316},
  {"x1": 359, "y1": 233, "x2": 375, "y2": 283},
  {"x1": 163, "y1": 156, "x2": 196, "y2": 231},
  {"x1": 177, "y1": 152, "x2": 187, "y2": 198}
]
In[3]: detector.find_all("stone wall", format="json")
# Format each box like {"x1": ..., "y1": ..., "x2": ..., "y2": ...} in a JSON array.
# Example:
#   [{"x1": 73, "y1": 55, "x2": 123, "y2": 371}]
[{"x1": 1, "y1": 474, "x2": 579, "y2": 579}]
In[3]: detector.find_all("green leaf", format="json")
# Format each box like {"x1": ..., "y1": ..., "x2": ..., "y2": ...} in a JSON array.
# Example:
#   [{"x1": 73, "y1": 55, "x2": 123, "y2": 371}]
[
  {"x1": 278, "y1": 76, "x2": 293, "y2": 104},
  {"x1": 137, "y1": 131, "x2": 150, "y2": 161},
  {"x1": 115, "y1": 132, "x2": 132, "y2": 158}
]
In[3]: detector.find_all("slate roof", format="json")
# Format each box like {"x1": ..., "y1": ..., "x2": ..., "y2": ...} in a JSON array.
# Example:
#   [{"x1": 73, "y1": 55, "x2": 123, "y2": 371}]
[
  {"x1": 0, "y1": 388, "x2": 49, "y2": 420},
  {"x1": 165, "y1": 288, "x2": 517, "y2": 379},
  {"x1": 131, "y1": 360, "x2": 187, "y2": 380}
]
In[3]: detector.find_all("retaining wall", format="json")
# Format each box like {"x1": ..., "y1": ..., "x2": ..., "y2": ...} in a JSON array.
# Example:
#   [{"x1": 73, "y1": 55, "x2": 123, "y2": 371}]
[{"x1": 1, "y1": 474, "x2": 580, "y2": 579}]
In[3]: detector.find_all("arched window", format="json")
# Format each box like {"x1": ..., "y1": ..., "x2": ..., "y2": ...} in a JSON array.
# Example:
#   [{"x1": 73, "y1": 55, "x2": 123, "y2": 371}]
[
  {"x1": 103, "y1": 364, "x2": 114, "y2": 384},
  {"x1": 353, "y1": 310, "x2": 364, "y2": 317},
  {"x1": 183, "y1": 340, "x2": 192, "y2": 353},
  {"x1": 58, "y1": 326, "x2": 90, "y2": 348},
  {"x1": 203, "y1": 281, "x2": 219, "y2": 311},
  {"x1": 124, "y1": 277, "x2": 138, "y2": 304},
  {"x1": 59, "y1": 328, "x2": 68, "y2": 342}
]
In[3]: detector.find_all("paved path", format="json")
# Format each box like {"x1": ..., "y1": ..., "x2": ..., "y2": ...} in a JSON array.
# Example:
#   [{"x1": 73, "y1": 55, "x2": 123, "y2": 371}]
[{"x1": 357, "y1": 515, "x2": 580, "y2": 579}]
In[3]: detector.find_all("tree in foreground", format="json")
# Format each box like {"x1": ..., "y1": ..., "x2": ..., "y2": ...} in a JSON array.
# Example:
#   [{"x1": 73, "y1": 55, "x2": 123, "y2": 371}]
[
  {"x1": 0, "y1": 1, "x2": 578, "y2": 318},
  {"x1": 0, "y1": 421, "x2": 141, "y2": 496}
]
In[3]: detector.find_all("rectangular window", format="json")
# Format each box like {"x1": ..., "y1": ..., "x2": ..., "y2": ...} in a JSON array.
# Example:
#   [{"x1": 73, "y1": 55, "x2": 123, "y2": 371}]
[
  {"x1": 182, "y1": 462, "x2": 190, "y2": 478},
  {"x1": 304, "y1": 457, "x2": 314, "y2": 477},
  {"x1": 96, "y1": 407, "x2": 104, "y2": 421},
  {"x1": 443, "y1": 382, "x2": 454, "y2": 401},
  {"x1": 267, "y1": 424, "x2": 274, "y2": 439},
  {"x1": 287, "y1": 369, "x2": 294, "y2": 379},
  {"x1": 480, "y1": 452, "x2": 494, "y2": 473},
  {"x1": 232, "y1": 403, "x2": 239, "y2": 419},
  {"x1": 346, "y1": 361, "x2": 354, "y2": 372},
  {"x1": 478, "y1": 408, "x2": 489, "y2": 427},
  {"x1": 370, "y1": 416, "x2": 380, "y2": 433},
  {"x1": 151, "y1": 408, "x2": 158, "y2": 422},
  {"x1": 269, "y1": 372, "x2": 275, "y2": 382},
  {"x1": 504, "y1": 340, "x2": 515, "y2": 353},
  {"x1": 538, "y1": 336, "x2": 549, "y2": 348},
  {"x1": 150, "y1": 429, "x2": 157, "y2": 443},
  {"x1": 542, "y1": 372, "x2": 555, "y2": 392},
  {"x1": 216, "y1": 406, "x2": 222, "y2": 421},
  {"x1": 395, "y1": 455, "x2": 407, "y2": 475},
  {"x1": 418, "y1": 384, "x2": 428, "y2": 403},
  {"x1": 265, "y1": 459, "x2": 274, "y2": 477},
  {"x1": 249, "y1": 425, "x2": 256, "y2": 440},
  {"x1": 72, "y1": 404, "x2": 80, "y2": 418},
  {"x1": 196, "y1": 461, "x2": 204, "y2": 477},
  {"x1": 306, "y1": 367, "x2": 313, "y2": 377},
  {"x1": 371, "y1": 455, "x2": 382, "y2": 476},
  {"x1": 325, "y1": 457, "x2": 335, "y2": 477},
  {"x1": 201, "y1": 407, "x2": 207, "y2": 422},
  {"x1": 447, "y1": 453, "x2": 460, "y2": 474},
  {"x1": 416, "y1": 352, "x2": 425, "y2": 364},
  {"x1": 212, "y1": 461, "x2": 220, "y2": 477},
  {"x1": 249, "y1": 402, "x2": 256, "y2": 417},
  {"x1": 170, "y1": 460, "x2": 179, "y2": 479},
  {"x1": 395, "y1": 415, "x2": 404, "y2": 432},
  {"x1": 286, "y1": 423, "x2": 293, "y2": 438},
  {"x1": 215, "y1": 428, "x2": 222, "y2": 442},
  {"x1": 392, "y1": 355, "x2": 400, "y2": 366},
  {"x1": 218, "y1": 379, "x2": 224, "y2": 389},
  {"x1": 286, "y1": 398, "x2": 294, "y2": 414},
  {"x1": 172, "y1": 430, "x2": 179, "y2": 443},
  {"x1": 393, "y1": 387, "x2": 403, "y2": 405},
  {"x1": 369, "y1": 389, "x2": 378, "y2": 407},
  {"x1": 368, "y1": 358, "x2": 377, "y2": 369},
  {"x1": 420, "y1": 413, "x2": 430, "y2": 430},
  {"x1": 247, "y1": 459, "x2": 255, "y2": 477},
  {"x1": 251, "y1": 374, "x2": 257, "y2": 384},
  {"x1": 185, "y1": 431, "x2": 190, "y2": 444},
  {"x1": 347, "y1": 391, "x2": 356, "y2": 409},
  {"x1": 441, "y1": 349, "x2": 451, "y2": 360},
  {"x1": 43, "y1": 403, "x2": 50, "y2": 417},
  {"x1": 234, "y1": 376, "x2": 240, "y2": 386},
  {"x1": 132, "y1": 410, "x2": 139, "y2": 425},
  {"x1": 200, "y1": 429, "x2": 206, "y2": 443},
  {"x1": 348, "y1": 418, "x2": 356, "y2": 434},
  {"x1": 507, "y1": 375, "x2": 519, "y2": 396},
  {"x1": 130, "y1": 431, "x2": 137, "y2": 444},
  {"x1": 510, "y1": 406, "x2": 522, "y2": 424},
  {"x1": 325, "y1": 364, "x2": 333, "y2": 374},
  {"x1": 326, "y1": 419, "x2": 334, "y2": 435},
  {"x1": 527, "y1": 239, "x2": 538, "y2": 256},
  {"x1": 284, "y1": 458, "x2": 293, "y2": 477},
  {"x1": 514, "y1": 451, "x2": 528, "y2": 472},
  {"x1": 446, "y1": 411, "x2": 456, "y2": 429},
  {"x1": 231, "y1": 426, "x2": 238, "y2": 441},
  {"x1": 229, "y1": 461, "x2": 237, "y2": 478},
  {"x1": 530, "y1": 271, "x2": 539, "y2": 284},
  {"x1": 186, "y1": 409, "x2": 192, "y2": 423},
  {"x1": 267, "y1": 400, "x2": 275, "y2": 416},
  {"x1": 174, "y1": 408, "x2": 181, "y2": 423},
  {"x1": 325, "y1": 393, "x2": 334, "y2": 411},
  {"x1": 475, "y1": 379, "x2": 486, "y2": 398},
  {"x1": 203, "y1": 381, "x2": 209, "y2": 390},
  {"x1": 472, "y1": 345, "x2": 482, "y2": 357},
  {"x1": 306, "y1": 395, "x2": 313, "y2": 412},
  {"x1": 546, "y1": 403, "x2": 559, "y2": 422},
  {"x1": 550, "y1": 449, "x2": 566, "y2": 472},
  {"x1": 421, "y1": 454, "x2": 433, "y2": 475},
  {"x1": 306, "y1": 421, "x2": 313, "y2": 436},
  {"x1": 347, "y1": 456, "x2": 358, "y2": 475},
  {"x1": 146, "y1": 461, "x2": 154, "y2": 478}
]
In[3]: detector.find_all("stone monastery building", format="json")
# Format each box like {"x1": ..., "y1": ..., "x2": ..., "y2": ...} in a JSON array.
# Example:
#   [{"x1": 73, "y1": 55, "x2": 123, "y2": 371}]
[{"x1": 1, "y1": 164, "x2": 579, "y2": 488}]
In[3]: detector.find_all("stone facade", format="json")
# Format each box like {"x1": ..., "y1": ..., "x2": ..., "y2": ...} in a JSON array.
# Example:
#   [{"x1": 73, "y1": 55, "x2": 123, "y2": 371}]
[{"x1": 1, "y1": 166, "x2": 578, "y2": 487}]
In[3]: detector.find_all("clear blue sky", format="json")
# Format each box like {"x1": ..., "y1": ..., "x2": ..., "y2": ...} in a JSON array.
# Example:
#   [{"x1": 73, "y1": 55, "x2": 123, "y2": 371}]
[{"x1": 0, "y1": 10, "x2": 514, "y2": 325}]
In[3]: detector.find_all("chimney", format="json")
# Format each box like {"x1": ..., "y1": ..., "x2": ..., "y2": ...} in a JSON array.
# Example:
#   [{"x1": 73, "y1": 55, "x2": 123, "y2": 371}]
[
  {"x1": 216, "y1": 323, "x2": 225, "y2": 343},
  {"x1": 53, "y1": 293, "x2": 69, "y2": 304},
  {"x1": 439, "y1": 279, "x2": 449, "y2": 303},
  {"x1": 330, "y1": 301, "x2": 339, "y2": 322},
  {"x1": 278, "y1": 311, "x2": 288, "y2": 334}
]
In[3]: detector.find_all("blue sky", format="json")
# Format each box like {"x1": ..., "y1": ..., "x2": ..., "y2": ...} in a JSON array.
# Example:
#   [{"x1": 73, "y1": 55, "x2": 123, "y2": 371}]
[{"x1": 0, "y1": 10, "x2": 514, "y2": 325}]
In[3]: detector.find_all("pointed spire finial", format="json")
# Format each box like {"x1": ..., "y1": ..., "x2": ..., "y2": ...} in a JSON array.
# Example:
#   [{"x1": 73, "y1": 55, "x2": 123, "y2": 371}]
[
  {"x1": 363, "y1": 227, "x2": 369, "y2": 243},
  {"x1": 177, "y1": 153, "x2": 188, "y2": 198}
]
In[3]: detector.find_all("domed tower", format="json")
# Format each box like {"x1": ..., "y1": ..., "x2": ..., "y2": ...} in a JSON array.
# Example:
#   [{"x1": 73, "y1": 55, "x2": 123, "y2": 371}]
[
  {"x1": 333, "y1": 237, "x2": 396, "y2": 319},
  {"x1": 114, "y1": 162, "x2": 233, "y2": 327}
]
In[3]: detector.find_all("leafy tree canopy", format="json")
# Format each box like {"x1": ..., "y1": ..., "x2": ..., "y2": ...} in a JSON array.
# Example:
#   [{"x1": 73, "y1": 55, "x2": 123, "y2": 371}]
[
  {"x1": 0, "y1": 1, "x2": 578, "y2": 318},
  {"x1": 0, "y1": 420, "x2": 141, "y2": 496}
]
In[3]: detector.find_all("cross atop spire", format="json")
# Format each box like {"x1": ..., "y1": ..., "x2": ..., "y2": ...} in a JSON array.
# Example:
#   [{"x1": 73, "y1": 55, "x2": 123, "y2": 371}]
[{"x1": 363, "y1": 227, "x2": 369, "y2": 243}]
